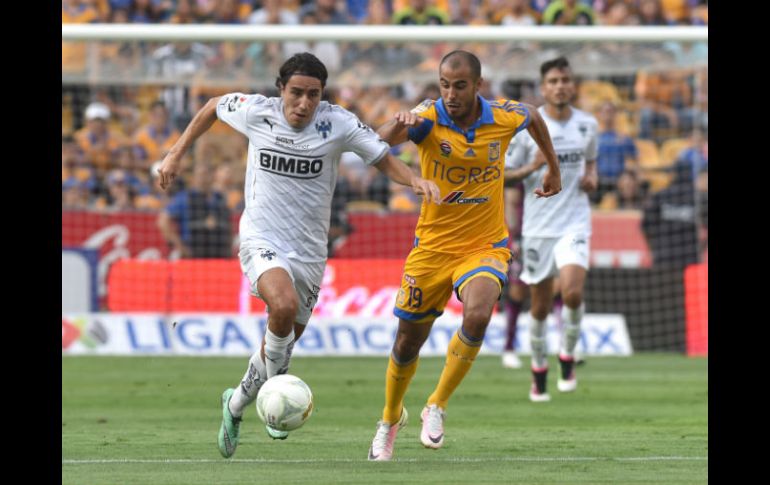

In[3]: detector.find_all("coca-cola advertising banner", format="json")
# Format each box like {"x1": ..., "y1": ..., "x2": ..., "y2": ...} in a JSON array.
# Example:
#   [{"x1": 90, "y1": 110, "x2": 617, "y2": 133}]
[{"x1": 63, "y1": 210, "x2": 651, "y2": 311}]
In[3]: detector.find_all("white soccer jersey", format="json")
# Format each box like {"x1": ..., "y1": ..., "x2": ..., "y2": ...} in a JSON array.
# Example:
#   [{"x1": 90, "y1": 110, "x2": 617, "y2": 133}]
[
  {"x1": 505, "y1": 106, "x2": 598, "y2": 238},
  {"x1": 216, "y1": 93, "x2": 389, "y2": 262}
]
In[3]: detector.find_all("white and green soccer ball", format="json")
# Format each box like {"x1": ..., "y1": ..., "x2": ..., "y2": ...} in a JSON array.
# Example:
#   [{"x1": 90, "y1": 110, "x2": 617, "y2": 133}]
[{"x1": 256, "y1": 374, "x2": 314, "y2": 432}]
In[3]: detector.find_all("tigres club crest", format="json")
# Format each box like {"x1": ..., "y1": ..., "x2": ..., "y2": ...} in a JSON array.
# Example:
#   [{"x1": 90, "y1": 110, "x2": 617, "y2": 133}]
[
  {"x1": 488, "y1": 141, "x2": 500, "y2": 162},
  {"x1": 315, "y1": 120, "x2": 332, "y2": 139}
]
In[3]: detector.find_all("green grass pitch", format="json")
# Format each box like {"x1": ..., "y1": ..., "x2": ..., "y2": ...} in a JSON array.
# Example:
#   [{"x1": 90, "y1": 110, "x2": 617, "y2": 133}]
[{"x1": 63, "y1": 354, "x2": 707, "y2": 484}]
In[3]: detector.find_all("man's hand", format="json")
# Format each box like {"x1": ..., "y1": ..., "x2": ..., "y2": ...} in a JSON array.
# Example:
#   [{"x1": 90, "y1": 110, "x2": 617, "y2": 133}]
[
  {"x1": 579, "y1": 171, "x2": 598, "y2": 193},
  {"x1": 411, "y1": 176, "x2": 441, "y2": 204},
  {"x1": 157, "y1": 154, "x2": 182, "y2": 190},
  {"x1": 394, "y1": 111, "x2": 425, "y2": 128},
  {"x1": 535, "y1": 169, "x2": 562, "y2": 198}
]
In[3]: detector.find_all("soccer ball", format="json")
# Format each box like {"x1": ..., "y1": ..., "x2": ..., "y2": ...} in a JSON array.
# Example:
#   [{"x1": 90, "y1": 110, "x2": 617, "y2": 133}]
[{"x1": 256, "y1": 374, "x2": 314, "y2": 432}]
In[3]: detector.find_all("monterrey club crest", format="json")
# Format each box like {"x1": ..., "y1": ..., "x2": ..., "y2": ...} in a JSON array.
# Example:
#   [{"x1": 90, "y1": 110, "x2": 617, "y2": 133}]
[{"x1": 315, "y1": 120, "x2": 332, "y2": 139}]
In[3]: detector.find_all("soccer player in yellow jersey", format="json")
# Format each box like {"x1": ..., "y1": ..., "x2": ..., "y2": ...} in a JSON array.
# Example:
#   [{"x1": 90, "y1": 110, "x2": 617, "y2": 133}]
[{"x1": 368, "y1": 50, "x2": 562, "y2": 461}]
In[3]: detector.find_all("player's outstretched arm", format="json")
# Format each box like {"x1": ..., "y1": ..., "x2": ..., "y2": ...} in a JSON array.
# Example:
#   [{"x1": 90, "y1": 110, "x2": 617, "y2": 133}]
[
  {"x1": 522, "y1": 103, "x2": 562, "y2": 198},
  {"x1": 377, "y1": 111, "x2": 424, "y2": 146},
  {"x1": 504, "y1": 151, "x2": 547, "y2": 185},
  {"x1": 374, "y1": 153, "x2": 441, "y2": 204},
  {"x1": 157, "y1": 96, "x2": 221, "y2": 190}
]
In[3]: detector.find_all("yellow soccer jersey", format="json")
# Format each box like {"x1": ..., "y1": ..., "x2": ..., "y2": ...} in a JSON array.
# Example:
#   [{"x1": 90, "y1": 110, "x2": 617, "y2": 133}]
[{"x1": 408, "y1": 96, "x2": 530, "y2": 254}]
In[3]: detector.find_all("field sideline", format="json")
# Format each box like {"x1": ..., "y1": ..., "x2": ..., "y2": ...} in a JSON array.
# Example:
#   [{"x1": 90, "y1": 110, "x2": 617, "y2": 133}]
[{"x1": 63, "y1": 354, "x2": 707, "y2": 484}]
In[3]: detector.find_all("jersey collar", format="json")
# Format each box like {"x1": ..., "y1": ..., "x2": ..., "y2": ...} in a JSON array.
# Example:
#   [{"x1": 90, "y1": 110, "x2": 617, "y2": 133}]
[{"x1": 435, "y1": 96, "x2": 494, "y2": 143}]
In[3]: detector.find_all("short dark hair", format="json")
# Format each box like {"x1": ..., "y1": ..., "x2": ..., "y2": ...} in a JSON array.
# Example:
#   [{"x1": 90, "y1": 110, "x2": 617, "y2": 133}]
[
  {"x1": 439, "y1": 50, "x2": 481, "y2": 80},
  {"x1": 275, "y1": 52, "x2": 328, "y2": 89},
  {"x1": 540, "y1": 56, "x2": 571, "y2": 80}
]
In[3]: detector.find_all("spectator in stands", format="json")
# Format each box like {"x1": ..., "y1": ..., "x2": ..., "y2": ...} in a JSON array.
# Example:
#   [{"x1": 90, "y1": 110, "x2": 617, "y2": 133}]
[
  {"x1": 284, "y1": 10, "x2": 343, "y2": 72},
  {"x1": 637, "y1": 0, "x2": 667, "y2": 25},
  {"x1": 675, "y1": 128, "x2": 708, "y2": 180},
  {"x1": 641, "y1": 159, "x2": 699, "y2": 268},
  {"x1": 495, "y1": 0, "x2": 539, "y2": 26},
  {"x1": 598, "y1": 169, "x2": 647, "y2": 210},
  {"x1": 74, "y1": 102, "x2": 121, "y2": 173},
  {"x1": 541, "y1": 0, "x2": 596, "y2": 25},
  {"x1": 594, "y1": 101, "x2": 638, "y2": 204},
  {"x1": 634, "y1": 69, "x2": 693, "y2": 142},
  {"x1": 62, "y1": 178, "x2": 95, "y2": 209},
  {"x1": 213, "y1": 160, "x2": 244, "y2": 212},
  {"x1": 135, "y1": 101, "x2": 182, "y2": 165},
  {"x1": 99, "y1": 169, "x2": 138, "y2": 211},
  {"x1": 157, "y1": 162, "x2": 233, "y2": 258},
  {"x1": 393, "y1": 0, "x2": 450, "y2": 24},
  {"x1": 299, "y1": 0, "x2": 351, "y2": 24},
  {"x1": 148, "y1": 41, "x2": 216, "y2": 130}
]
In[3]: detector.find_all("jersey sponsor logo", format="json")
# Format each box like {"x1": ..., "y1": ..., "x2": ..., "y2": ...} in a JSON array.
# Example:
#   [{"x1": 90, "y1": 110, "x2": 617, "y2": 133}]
[
  {"x1": 315, "y1": 119, "x2": 332, "y2": 140},
  {"x1": 488, "y1": 142, "x2": 500, "y2": 162},
  {"x1": 404, "y1": 274, "x2": 416, "y2": 286},
  {"x1": 274, "y1": 137, "x2": 312, "y2": 151},
  {"x1": 557, "y1": 151, "x2": 584, "y2": 165},
  {"x1": 430, "y1": 160, "x2": 501, "y2": 184},
  {"x1": 526, "y1": 248, "x2": 539, "y2": 262},
  {"x1": 441, "y1": 191, "x2": 489, "y2": 205},
  {"x1": 439, "y1": 140, "x2": 452, "y2": 157},
  {"x1": 258, "y1": 148, "x2": 324, "y2": 179},
  {"x1": 259, "y1": 248, "x2": 276, "y2": 261}
]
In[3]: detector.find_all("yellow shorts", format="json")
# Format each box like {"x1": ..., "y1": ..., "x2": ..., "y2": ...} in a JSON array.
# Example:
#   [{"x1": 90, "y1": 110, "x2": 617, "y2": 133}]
[{"x1": 393, "y1": 245, "x2": 512, "y2": 323}]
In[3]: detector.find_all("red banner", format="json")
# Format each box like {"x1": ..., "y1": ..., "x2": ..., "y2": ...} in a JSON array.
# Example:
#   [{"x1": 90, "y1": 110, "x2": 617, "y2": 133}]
[{"x1": 63, "y1": 210, "x2": 652, "y2": 309}]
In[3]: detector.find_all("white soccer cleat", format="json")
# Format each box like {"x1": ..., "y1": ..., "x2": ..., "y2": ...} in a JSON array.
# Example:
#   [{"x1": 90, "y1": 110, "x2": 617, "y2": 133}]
[
  {"x1": 368, "y1": 407, "x2": 408, "y2": 462},
  {"x1": 557, "y1": 355, "x2": 578, "y2": 393},
  {"x1": 502, "y1": 351, "x2": 523, "y2": 369},
  {"x1": 420, "y1": 404, "x2": 446, "y2": 449}
]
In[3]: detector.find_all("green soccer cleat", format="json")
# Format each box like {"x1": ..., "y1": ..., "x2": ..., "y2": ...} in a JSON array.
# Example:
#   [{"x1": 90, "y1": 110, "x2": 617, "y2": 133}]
[
  {"x1": 266, "y1": 425, "x2": 289, "y2": 440},
  {"x1": 218, "y1": 388, "x2": 242, "y2": 458}
]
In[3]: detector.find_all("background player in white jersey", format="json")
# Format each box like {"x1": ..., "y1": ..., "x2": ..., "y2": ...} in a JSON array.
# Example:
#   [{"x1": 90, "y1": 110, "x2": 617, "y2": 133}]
[
  {"x1": 505, "y1": 57, "x2": 598, "y2": 402},
  {"x1": 156, "y1": 53, "x2": 441, "y2": 458}
]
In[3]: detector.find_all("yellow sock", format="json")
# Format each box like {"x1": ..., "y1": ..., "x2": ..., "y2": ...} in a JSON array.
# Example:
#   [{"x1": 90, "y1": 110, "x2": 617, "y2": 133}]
[
  {"x1": 427, "y1": 329, "x2": 482, "y2": 410},
  {"x1": 382, "y1": 354, "x2": 418, "y2": 424}
]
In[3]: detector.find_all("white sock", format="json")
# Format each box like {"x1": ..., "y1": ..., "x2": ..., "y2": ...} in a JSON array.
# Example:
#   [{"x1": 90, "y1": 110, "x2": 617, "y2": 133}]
[
  {"x1": 530, "y1": 316, "x2": 548, "y2": 369},
  {"x1": 229, "y1": 350, "x2": 267, "y2": 418},
  {"x1": 560, "y1": 303, "x2": 584, "y2": 358},
  {"x1": 264, "y1": 328, "x2": 295, "y2": 378}
]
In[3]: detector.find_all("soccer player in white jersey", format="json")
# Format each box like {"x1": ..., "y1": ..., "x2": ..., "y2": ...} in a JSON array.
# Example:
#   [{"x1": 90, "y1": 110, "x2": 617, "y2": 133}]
[
  {"x1": 505, "y1": 57, "x2": 598, "y2": 402},
  {"x1": 156, "y1": 53, "x2": 441, "y2": 458}
]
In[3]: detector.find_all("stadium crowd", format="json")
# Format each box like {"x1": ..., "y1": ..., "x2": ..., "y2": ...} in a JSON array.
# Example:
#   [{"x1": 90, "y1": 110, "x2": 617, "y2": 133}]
[{"x1": 62, "y1": 0, "x2": 707, "y2": 262}]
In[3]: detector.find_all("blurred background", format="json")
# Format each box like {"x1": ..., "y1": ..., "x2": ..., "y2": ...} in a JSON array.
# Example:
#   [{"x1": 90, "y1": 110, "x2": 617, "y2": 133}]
[{"x1": 61, "y1": 0, "x2": 707, "y2": 358}]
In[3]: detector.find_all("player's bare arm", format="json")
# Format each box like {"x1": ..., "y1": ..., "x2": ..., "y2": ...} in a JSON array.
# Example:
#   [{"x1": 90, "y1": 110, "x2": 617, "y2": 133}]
[
  {"x1": 522, "y1": 103, "x2": 562, "y2": 198},
  {"x1": 504, "y1": 151, "x2": 547, "y2": 186},
  {"x1": 374, "y1": 153, "x2": 441, "y2": 204},
  {"x1": 377, "y1": 111, "x2": 424, "y2": 146},
  {"x1": 157, "y1": 96, "x2": 221, "y2": 190},
  {"x1": 579, "y1": 159, "x2": 598, "y2": 192}
]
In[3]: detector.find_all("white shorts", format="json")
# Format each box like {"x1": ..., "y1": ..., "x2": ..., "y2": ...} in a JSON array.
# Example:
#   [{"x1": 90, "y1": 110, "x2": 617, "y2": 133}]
[
  {"x1": 520, "y1": 233, "x2": 590, "y2": 285},
  {"x1": 238, "y1": 244, "x2": 325, "y2": 326}
]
